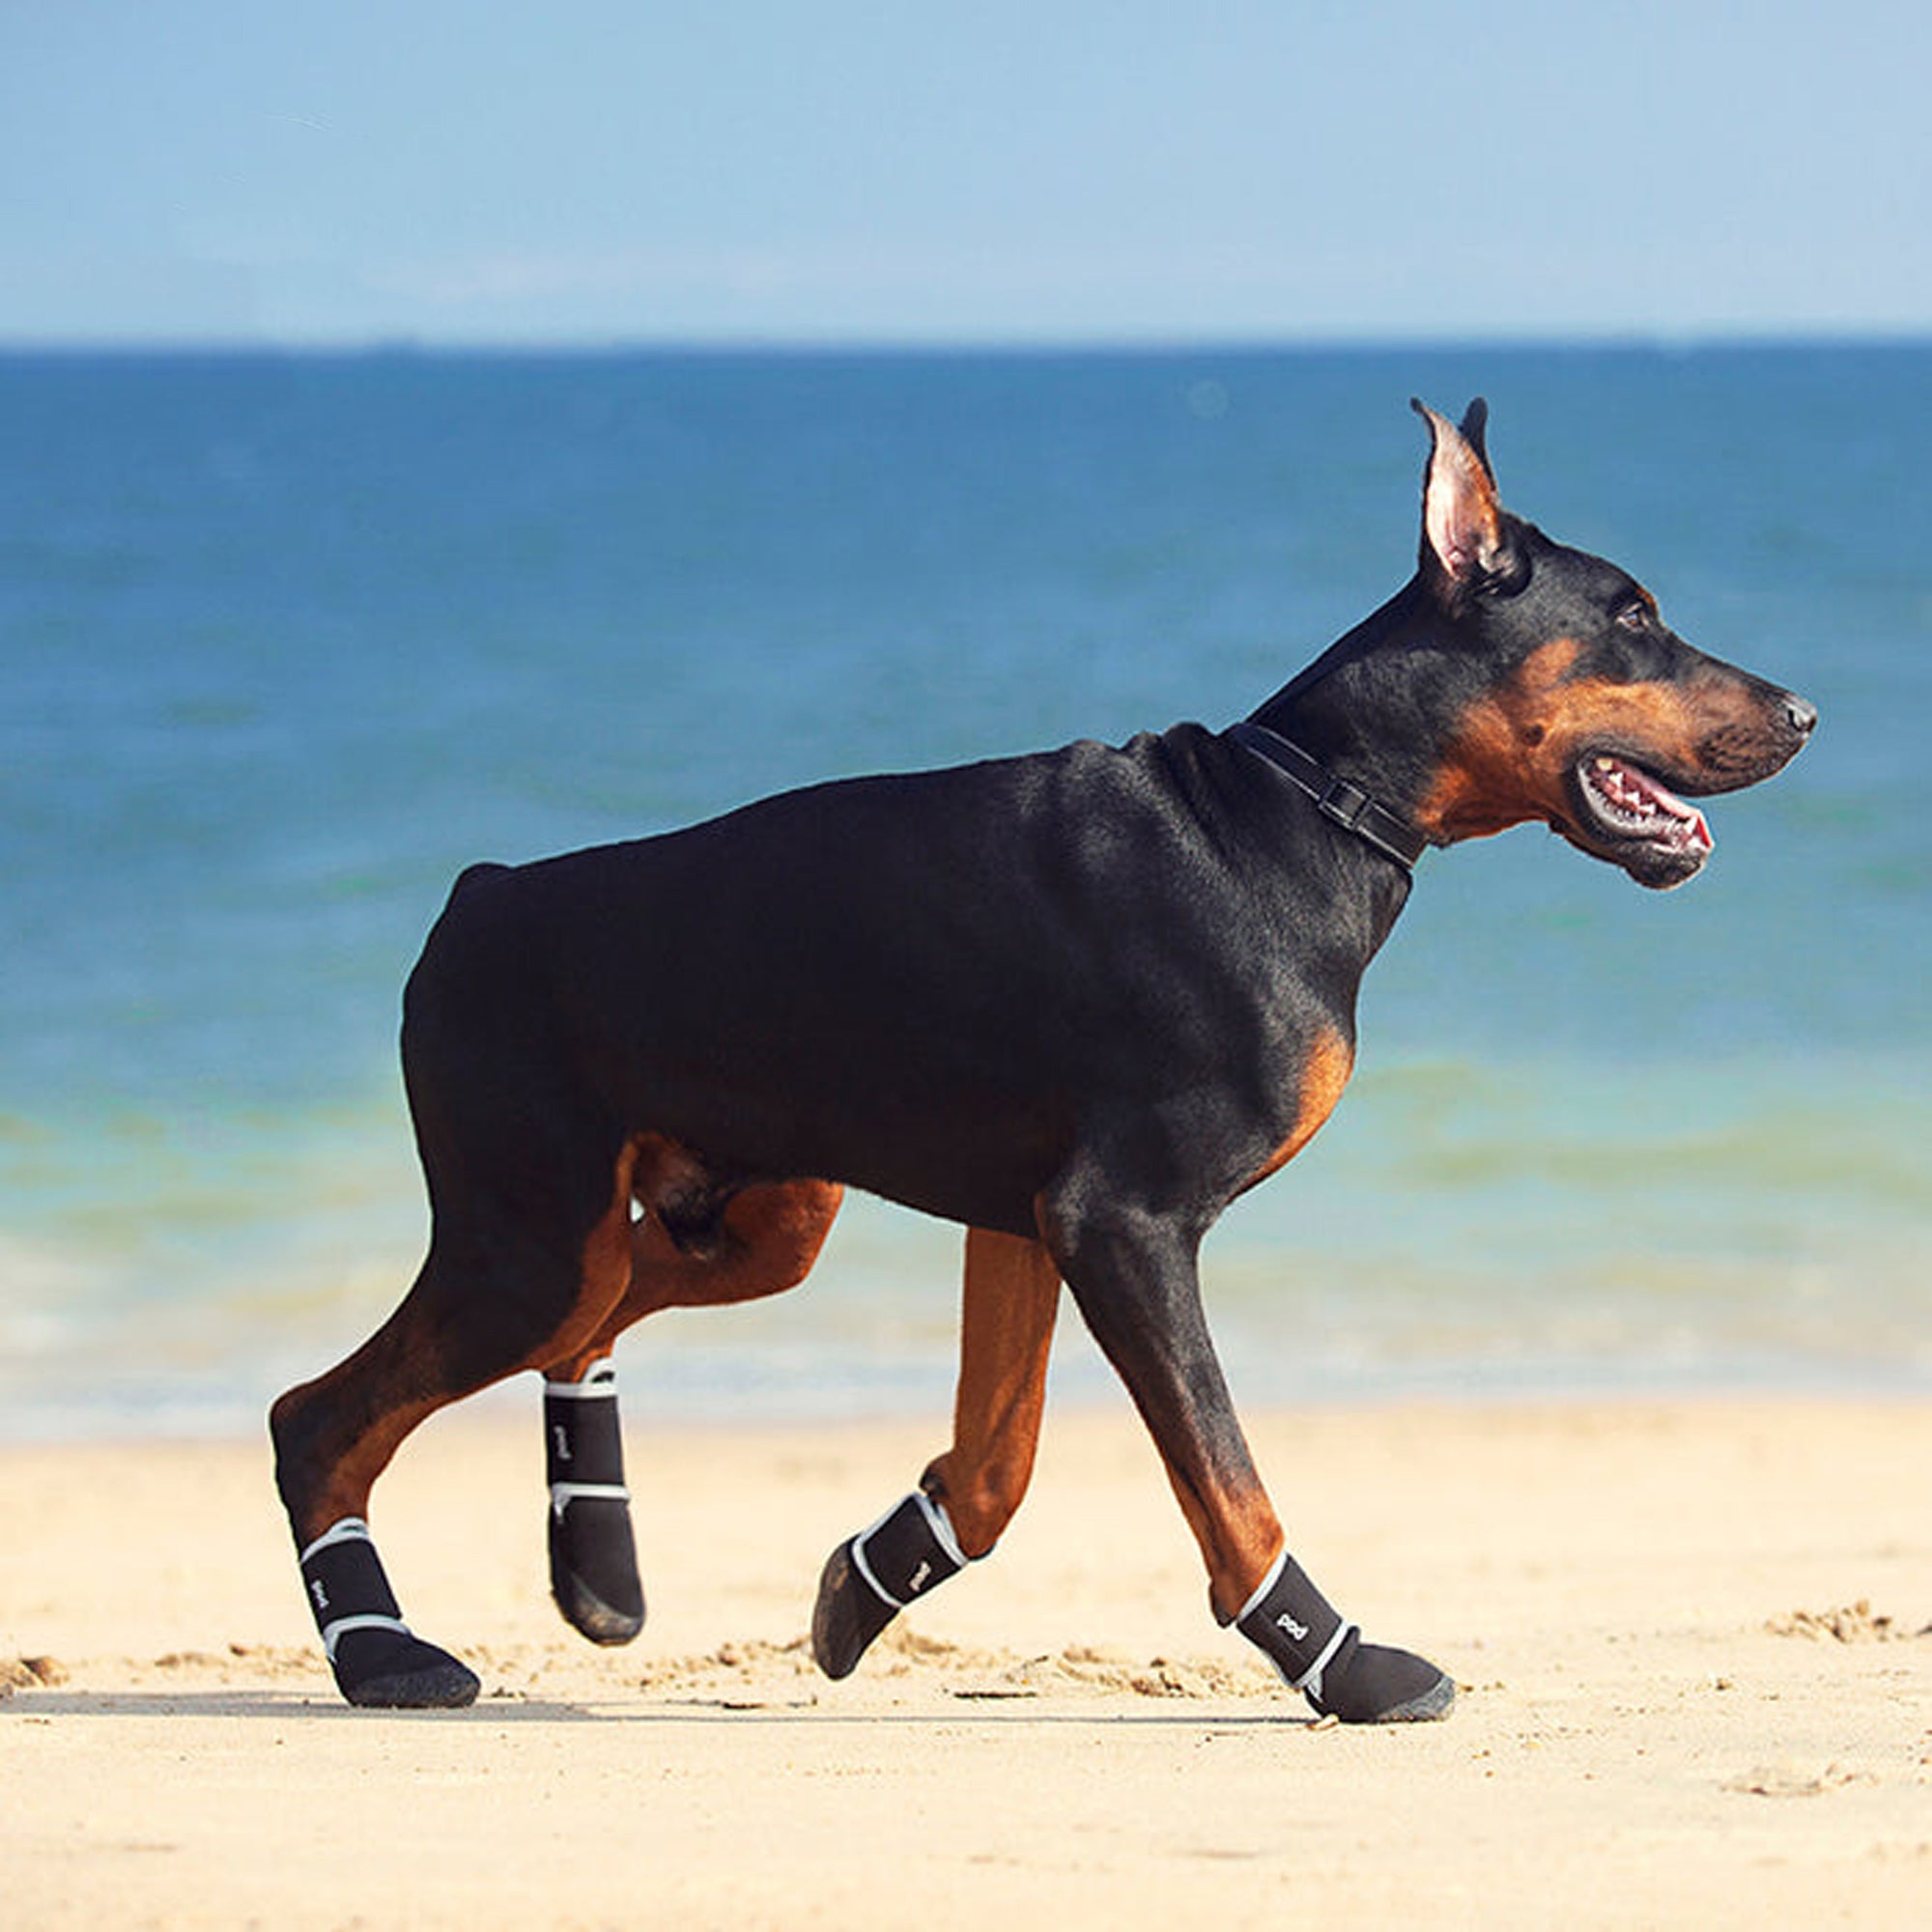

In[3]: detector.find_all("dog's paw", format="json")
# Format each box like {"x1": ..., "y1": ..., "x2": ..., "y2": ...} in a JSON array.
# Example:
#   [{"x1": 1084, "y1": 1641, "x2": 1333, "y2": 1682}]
[
  {"x1": 548, "y1": 1495, "x2": 646, "y2": 1646},
  {"x1": 332, "y1": 1628, "x2": 481, "y2": 1710},
  {"x1": 1306, "y1": 1634, "x2": 1455, "y2": 1724},
  {"x1": 810, "y1": 1539, "x2": 899, "y2": 1680}
]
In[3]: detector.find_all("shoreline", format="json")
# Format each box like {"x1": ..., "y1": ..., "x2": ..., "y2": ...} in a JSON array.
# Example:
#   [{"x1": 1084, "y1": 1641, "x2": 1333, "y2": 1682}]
[
  {"x1": 5, "y1": 1394, "x2": 1930, "y2": 1927},
  {"x1": 7, "y1": 1320, "x2": 1932, "y2": 1450}
]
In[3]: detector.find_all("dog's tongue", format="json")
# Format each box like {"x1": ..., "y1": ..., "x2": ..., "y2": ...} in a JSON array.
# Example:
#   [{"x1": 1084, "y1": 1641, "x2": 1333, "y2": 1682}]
[{"x1": 1592, "y1": 755, "x2": 1713, "y2": 851}]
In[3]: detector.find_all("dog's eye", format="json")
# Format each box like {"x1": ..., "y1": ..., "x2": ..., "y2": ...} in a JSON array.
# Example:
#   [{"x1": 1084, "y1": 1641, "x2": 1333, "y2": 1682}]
[{"x1": 1615, "y1": 600, "x2": 1651, "y2": 632}]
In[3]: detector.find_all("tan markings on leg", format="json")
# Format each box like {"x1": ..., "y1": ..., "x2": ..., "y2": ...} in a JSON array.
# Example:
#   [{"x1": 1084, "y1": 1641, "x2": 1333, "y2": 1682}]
[
  {"x1": 919, "y1": 1226, "x2": 1062, "y2": 1558},
  {"x1": 546, "y1": 1139, "x2": 843, "y2": 1378},
  {"x1": 630, "y1": 1175, "x2": 842, "y2": 1315},
  {"x1": 272, "y1": 1361, "x2": 442, "y2": 1545},
  {"x1": 276, "y1": 1142, "x2": 645, "y2": 1542},
  {"x1": 1238, "y1": 1024, "x2": 1355, "y2": 1195},
  {"x1": 1205, "y1": 1036, "x2": 1358, "y2": 1610},
  {"x1": 1160, "y1": 1457, "x2": 1286, "y2": 1621},
  {"x1": 539, "y1": 1136, "x2": 645, "y2": 1364}
]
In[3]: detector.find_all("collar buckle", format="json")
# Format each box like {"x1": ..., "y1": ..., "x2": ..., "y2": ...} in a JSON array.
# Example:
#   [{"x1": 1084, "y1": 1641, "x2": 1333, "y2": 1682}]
[
  {"x1": 1225, "y1": 720, "x2": 1427, "y2": 873},
  {"x1": 1317, "y1": 776, "x2": 1372, "y2": 831}
]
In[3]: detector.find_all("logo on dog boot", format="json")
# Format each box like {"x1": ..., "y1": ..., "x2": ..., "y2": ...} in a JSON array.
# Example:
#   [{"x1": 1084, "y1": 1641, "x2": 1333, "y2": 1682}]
[
  {"x1": 907, "y1": 1559, "x2": 932, "y2": 1595},
  {"x1": 1275, "y1": 1610, "x2": 1310, "y2": 1642}
]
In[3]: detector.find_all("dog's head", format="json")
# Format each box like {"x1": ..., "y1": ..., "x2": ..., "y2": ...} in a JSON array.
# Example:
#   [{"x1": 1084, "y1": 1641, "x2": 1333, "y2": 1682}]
[{"x1": 1404, "y1": 400, "x2": 1816, "y2": 890}]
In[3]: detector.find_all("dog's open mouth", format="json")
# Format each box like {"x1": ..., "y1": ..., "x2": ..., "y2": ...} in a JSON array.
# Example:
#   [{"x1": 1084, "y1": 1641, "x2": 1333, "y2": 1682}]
[{"x1": 1564, "y1": 753, "x2": 1713, "y2": 887}]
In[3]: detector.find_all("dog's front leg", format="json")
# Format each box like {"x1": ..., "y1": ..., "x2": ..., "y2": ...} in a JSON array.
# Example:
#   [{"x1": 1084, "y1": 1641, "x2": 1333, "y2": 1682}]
[
  {"x1": 811, "y1": 1227, "x2": 1061, "y2": 1679},
  {"x1": 1041, "y1": 1190, "x2": 1455, "y2": 1725}
]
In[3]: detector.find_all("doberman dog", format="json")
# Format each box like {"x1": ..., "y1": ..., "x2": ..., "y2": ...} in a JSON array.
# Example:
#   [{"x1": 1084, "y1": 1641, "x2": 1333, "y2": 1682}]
[{"x1": 270, "y1": 399, "x2": 1814, "y2": 1721}]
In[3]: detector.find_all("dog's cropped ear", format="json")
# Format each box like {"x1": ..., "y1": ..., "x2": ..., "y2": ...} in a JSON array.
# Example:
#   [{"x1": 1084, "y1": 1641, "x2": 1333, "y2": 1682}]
[
  {"x1": 1457, "y1": 397, "x2": 1495, "y2": 485},
  {"x1": 1411, "y1": 397, "x2": 1512, "y2": 598}
]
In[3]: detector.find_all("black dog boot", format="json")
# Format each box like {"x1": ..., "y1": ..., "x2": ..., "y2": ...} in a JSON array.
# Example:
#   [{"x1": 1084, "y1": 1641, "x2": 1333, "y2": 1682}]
[
  {"x1": 298, "y1": 1517, "x2": 480, "y2": 1709},
  {"x1": 1234, "y1": 1550, "x2": 1454, "y2": 1724},
  {"x1": 812, "y1": 1490, "x2": 970, "y2": 1680},
  {"x1": 544, "y1": 1359, "x2": 645, "y2": 1645}
]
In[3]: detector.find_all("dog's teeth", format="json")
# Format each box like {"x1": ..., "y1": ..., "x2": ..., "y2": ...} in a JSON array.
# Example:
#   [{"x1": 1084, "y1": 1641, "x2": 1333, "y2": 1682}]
[{"x1": 1594, "y1": 755, "x2": 1615, "y2": 772}]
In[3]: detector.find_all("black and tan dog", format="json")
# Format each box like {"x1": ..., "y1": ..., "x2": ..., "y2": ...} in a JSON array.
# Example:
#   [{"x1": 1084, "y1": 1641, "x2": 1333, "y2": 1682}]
[{"x1": 271, "y1": 399, "x2": 1814, "y2": 1720}]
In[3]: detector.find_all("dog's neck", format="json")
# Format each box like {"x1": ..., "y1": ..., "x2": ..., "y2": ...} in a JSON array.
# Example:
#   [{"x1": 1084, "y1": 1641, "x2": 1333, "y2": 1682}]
[
  {"x1": 1241, "y1": 578, "x2": 1452, "y2": 857},
  {"x1": 1225, "y1": 721, "x2": 1429, "y2": 872}
]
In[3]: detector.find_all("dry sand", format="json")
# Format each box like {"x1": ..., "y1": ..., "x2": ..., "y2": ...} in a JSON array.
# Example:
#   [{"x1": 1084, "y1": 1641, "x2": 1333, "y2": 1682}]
[{"x1": 3, "y1": 1396, "x2": 1929, "y2": 1928}]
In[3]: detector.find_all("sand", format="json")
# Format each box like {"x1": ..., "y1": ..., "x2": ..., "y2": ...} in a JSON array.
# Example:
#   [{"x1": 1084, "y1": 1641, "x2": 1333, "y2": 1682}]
[{"x1": 3, "y1": 1395, "x2": 1929, "y2": 1928}]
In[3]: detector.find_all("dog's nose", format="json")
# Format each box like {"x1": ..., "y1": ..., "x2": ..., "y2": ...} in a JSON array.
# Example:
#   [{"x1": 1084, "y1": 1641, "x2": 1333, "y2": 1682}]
[{"x1": 1783, "y1": 693, "x2": 1819, "y2": 736}]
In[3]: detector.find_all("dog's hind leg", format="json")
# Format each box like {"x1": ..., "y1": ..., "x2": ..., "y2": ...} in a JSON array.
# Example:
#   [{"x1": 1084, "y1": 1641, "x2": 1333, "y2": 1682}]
[
  {"x1": 536, "y1": 1353, "x2": 640, "y2": 1645},
  {"x1": 540, "y1": 1153, "x2": 844, "y2": 1647},
  {"x1": 270, "y1": 1140, "x2": 641, "y2": 1709},
  {"x1": 812, "y1": 1226, "x2": 1061, "y2": 1679}
]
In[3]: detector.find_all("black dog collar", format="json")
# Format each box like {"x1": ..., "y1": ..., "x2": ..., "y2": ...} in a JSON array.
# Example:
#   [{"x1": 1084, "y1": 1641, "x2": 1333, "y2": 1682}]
[{"x1": 1226, "y1": 720, "x2": 1428, "y2": 872}]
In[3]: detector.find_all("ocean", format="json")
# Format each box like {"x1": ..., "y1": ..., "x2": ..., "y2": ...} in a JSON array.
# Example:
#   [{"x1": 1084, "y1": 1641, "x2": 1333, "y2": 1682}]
[{"x1": 1, "y1": 344, "x2": 1926, "y2": 1440}]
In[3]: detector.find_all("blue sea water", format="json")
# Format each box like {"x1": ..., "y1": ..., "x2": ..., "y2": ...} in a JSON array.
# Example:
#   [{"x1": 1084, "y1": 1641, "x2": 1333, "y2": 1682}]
[{"x1": 0, "y1": 344, "x2": 1926, "y2": 1439}]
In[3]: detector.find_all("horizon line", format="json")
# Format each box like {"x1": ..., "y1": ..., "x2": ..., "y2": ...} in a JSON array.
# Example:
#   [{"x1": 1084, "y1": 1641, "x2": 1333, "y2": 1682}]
[{"x1": 3, "y1": 324, "x2": 1929, "y2": 360}]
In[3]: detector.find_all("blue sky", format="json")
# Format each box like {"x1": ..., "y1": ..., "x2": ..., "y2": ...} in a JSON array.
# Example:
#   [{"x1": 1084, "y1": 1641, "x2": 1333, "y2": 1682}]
[{"x1": 7, "y1": 1, "x2": 1930, "y2": 346}]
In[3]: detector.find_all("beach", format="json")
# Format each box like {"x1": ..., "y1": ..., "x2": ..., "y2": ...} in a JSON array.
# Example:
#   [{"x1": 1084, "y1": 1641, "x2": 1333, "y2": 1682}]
[{"x1": 4, "y1": 1395, "x2": 1928, "y2": 1928}]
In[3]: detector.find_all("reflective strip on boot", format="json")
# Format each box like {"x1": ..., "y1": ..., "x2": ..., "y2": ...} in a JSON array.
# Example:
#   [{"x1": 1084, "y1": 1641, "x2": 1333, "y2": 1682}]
[
  {"x1": 545, "y1": 1360, "x2": 631, "y2": 1521},
  {"x1": 298, "y1": 1517, "x2": 414, "y2": 1662},
  {"x1": 1233, "y1": 1548, "x2": 1359, "y2": 1702},
  {"x1": 849, "y1": 1491, "x2": 969, "y2": 1611}
]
